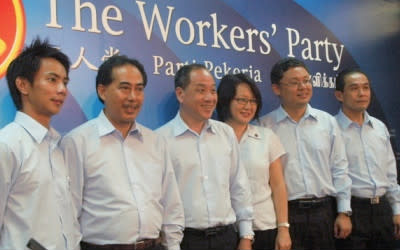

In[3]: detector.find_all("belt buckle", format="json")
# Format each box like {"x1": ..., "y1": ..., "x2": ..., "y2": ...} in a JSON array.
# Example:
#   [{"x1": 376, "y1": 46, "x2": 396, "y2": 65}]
[
  {"x1": 205, "y1": 227, "x2": 217, "y2": 237},
  {"x1": 371, "y1": 197, "x2": 380, "y2": 204},
  {"x1": 133, "y1": 240, "x2": 147, "y2": 250}
]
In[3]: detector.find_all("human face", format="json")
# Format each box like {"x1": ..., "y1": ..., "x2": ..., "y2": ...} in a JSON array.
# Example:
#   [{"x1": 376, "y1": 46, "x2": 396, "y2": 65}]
[
  {"x1": 228, "y1": 83, "x2": 257, "y2": 126},
  {"x1": 176, "y1": 68, "x2": 217, "y2": 125},
  {"x1": 335, "y1": 72, "x2": 370, "y2": 114},
  {"x1": 18, "y1": 57, "x2": 69, "y2": 126},
  {"x1": 272, "y1": 66, "x2": 312, "y2": 110},
  {"x1": 97, "y1": 64, "x2": 144, "y2": 130}
]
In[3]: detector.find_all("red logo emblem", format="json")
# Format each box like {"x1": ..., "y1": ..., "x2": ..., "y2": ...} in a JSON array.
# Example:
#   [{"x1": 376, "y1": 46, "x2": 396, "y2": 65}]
[{"x1": 0, "y1": 0, "x2": 26, "y2": 79}]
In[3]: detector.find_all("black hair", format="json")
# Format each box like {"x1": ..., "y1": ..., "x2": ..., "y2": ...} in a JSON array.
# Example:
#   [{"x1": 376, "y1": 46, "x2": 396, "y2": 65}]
[
  {"x1": 174, "y1": 64, "x2": 208, "y2": 89},
  {"x1": 6, "y1": 37, "x2": 70, "y2": 110},
  {"x1": 96, "y1": 55, "x2": 147, "y2": 103},
  {"x1": 217, "y1": 73, "x2": 262, "y2": 122},
  {"x1": 336, "y1": 68, "x2": 369, "y2": 92},
  {"x1": 270, "y1": 57, "x2": 309, "y2": 84}
]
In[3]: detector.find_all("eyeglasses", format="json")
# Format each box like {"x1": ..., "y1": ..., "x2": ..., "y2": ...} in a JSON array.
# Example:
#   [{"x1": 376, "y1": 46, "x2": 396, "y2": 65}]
[
  {"x1": 234, "y1": 98, "x2": 258, "y2": 106},
  {"x1": 279, "y1": 76, "x2": 312, "y2": 88}
]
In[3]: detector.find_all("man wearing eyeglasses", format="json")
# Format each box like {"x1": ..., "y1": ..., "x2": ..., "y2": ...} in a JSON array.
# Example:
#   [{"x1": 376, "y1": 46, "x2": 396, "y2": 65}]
[
  {"x1": 334, "y1": 68, "x2": 400, "y2": 249},
  {"x1": 258, "y1": 58, "x2": 352, "y2": 250}
]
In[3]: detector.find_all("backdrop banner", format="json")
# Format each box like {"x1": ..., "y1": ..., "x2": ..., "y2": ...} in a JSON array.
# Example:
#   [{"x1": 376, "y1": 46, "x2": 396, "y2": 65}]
[{"x1": 1, "y1": 0, "x2": 399, "y2": 164}]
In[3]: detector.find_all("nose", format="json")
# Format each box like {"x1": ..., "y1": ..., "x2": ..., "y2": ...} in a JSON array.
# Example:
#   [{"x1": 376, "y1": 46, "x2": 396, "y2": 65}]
[
  {"x1": 204, "y1": 90, "x2": 216, "y2": 101},
  {"x1": 57, "y1": 81, "x2": 67, "y2": 95},
  {"x1": 127, "y1": 89, "x2": 138, "y2": 101}
]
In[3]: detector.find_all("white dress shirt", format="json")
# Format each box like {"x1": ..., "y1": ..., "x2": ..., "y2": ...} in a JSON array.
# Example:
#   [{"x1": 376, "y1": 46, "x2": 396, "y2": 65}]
[
  {"x1": 156, "y1": 112, "x2": 254, "y2": 237},
  {"x1": 239, "y1": 124, "x2": 285, "y2": 230},
  {"x1": 60, "y1": 111, "x2": 184, "y2": 250},
  {"x1": 259, "y1": 105, "x2": 352, "y2": 213},
  {"x1": 335, "y1": 110, "x2": 400, "y2": 214},
  {"x1": 0, "y1": 111, "x2": 81, "y2": 250}
]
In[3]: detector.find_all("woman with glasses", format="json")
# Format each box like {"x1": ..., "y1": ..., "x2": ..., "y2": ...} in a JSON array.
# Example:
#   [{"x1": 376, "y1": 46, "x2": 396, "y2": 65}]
[{"x1": 217, "y1": 73, "x2": 291, "y2": 250}]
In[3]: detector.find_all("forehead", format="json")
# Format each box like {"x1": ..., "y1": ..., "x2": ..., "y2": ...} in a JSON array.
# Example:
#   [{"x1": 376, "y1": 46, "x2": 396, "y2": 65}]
[
  {"x1": 37, "y1": 57, "x2": 67, "y2": 77},
  {"x1": 188, "y1": 68, "x2": 215, "y2": 86},
  {"x1": 281, "y1": 66, "x2": 309, "y2": 80},
  {"x1": 344, "y1": 72, "x2": 369, "y2": 85},
  {"x1": 111, "y1": 64, "x2": 143, "y2": 82}
]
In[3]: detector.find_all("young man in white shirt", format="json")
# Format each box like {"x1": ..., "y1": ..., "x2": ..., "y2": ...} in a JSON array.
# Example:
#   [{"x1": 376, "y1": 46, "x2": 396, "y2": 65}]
[{"x1": 0, "y1": 38, "x2": 81, "y2": 250}]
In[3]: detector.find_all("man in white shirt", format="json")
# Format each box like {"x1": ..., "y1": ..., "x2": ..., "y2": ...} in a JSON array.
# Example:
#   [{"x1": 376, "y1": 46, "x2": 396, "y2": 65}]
[
  {"x1": 60, "y1": 55, "x2": 184, "y2": 250},
  {"x1": 334, "y1": 68, "x2": 400, "y2": 249},
  {"x1": 259, "y1": 58, "x2": 352, "y2": 250},
  {"x1": 157, "y1": 64, "x2": 254, "y2": 250},
  {"x1": 0, "y1": 38, "x2": 81, "y2": 250}
]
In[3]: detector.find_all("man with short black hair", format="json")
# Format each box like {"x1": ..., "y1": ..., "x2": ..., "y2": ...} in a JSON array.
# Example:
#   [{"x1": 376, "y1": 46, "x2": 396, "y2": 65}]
[
  {"x1": 157, "y1": 64, "x2": 254, "y2": 250},
  {"x1": 259, "y1": 57, "x2": 352, "y2": 250},
  {"x1": 0, "y1": 38, "x2": 81, "y2": 250},
  {"x1": 334, "y1": 68, "x2": 400, "y2": 249},
  {"x1": 61, "y1": 55, "x2": 184, "y2": 250}
]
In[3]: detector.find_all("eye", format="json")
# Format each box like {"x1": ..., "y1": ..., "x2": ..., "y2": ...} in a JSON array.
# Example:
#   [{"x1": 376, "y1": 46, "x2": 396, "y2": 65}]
[
  {"x1": 135, "y1": 85, "x2": 144, "y2": 92},
  {"x1": 48, "y1": 77, "x2": 57, "y2": 83}
]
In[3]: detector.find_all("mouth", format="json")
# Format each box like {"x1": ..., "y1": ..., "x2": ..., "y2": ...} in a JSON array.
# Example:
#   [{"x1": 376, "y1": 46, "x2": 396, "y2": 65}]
[
  {"x1": 123, "y1": 105, "x2": 140, "y2": 114},
  {"x1": 51, "y1": 99, "x2": 64, "y2": 106}
]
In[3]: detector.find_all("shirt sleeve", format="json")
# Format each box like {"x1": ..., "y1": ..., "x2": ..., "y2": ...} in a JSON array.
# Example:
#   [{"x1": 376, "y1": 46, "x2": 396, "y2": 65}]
[
  {"x1": 330, "y1": 120, "x2": 352, "y2": 213},
  {"x1": 227, "y1": 128, "x2": 254, "y2": 237},
  {"x1": 60, "y1": 135, "x2": 85, "y2": 220},
  {"x1": 160, "y1": 137, "x2": 185, "y2": 250},
  {"x1": 0, "y1": 143, "x2": 17, "y2": 228},
  {"x1": 382, "y1": 126, "x2": 400, "y2": 214},
  {"x1": 268, "y1": 130, "x2": 286, "y2": 164}
]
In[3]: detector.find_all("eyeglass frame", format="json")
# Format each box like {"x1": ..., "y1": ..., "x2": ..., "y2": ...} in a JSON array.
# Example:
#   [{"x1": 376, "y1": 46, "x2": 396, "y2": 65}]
[
  {"x1": 233, "y1": 97, "x2": 258, "y2": 106},
  {"x1": 278, "y1": 76, "x2": 312, "y2": 88}
]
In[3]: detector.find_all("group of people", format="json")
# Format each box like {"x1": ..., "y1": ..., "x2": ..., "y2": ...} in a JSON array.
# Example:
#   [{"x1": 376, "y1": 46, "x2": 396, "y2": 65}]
[{"x1": 0, "y1": 37, "x2": 399, "y2": 250}]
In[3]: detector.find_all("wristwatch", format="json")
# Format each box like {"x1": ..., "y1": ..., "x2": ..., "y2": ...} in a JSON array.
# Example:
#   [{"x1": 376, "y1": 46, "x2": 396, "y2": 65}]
[
  {"x1": 341, "y1": 211, "x2": 352, "y2": 217},
  {"x1": 241, "y1": 235, "x2": 254, "y2": 242},
  {"x1": 277, "y1": 222, "x2": 290, "y2": 228}
]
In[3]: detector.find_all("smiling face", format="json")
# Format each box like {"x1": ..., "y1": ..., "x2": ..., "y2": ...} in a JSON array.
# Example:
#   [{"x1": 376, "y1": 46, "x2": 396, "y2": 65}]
[
  {"x1": 335, "y1": 72, "x2": 370, "y2": 115},
  {"x1": 176, "y1": 68, "x2": 217, "y2": 127},
  {"x1": 97, "y1": 64, "x2": 144, "y2": 132},
  {"x1": 228, "y1": 83, "x2": 257, "y2": 126},
  {"x1": 17, "y1": 57, "x2": 69, "y2": 127},
  {"x1": 272, "y1": 66, "x2": 312, "y2": 110}
]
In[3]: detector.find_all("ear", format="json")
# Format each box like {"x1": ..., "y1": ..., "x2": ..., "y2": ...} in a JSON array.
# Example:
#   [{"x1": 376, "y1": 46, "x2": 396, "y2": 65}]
[
  {"x1": 97, "y1": 84, "x2": 107, "y2": 103},
  {"x1": 334, "y1": 90, "x2": 343, "y2": 102},
  {"x1": 271, "y1": 83, "x2": 280, "y2": 96},
  {"x1": 15, "y1": 77, "x2": 30, "y2": 95},
  {"x1": 175, "y1": 87, "x2": 184, "y2": 104}
]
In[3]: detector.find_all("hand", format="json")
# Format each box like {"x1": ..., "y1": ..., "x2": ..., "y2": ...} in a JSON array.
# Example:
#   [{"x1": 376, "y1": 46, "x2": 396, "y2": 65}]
[
  {"x1": 237, "y1": 238, "x2": 252, "y2": 250},
  {"x1": 393, "y1": 214, "x2": 400, "y2": 239},
  {"x1": 275, "y1": 227, "x2": 291, "y2": 250},
  {"x1": 334, "y1": 213, "x2": 352, "y2": 239}
]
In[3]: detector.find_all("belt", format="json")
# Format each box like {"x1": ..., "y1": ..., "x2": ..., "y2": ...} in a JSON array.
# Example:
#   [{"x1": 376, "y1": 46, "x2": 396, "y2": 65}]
[
  {"x1": 352, "y1": 196, "x2": 384, "y2": 205},
  {"x1": 289, "y1": 196, "x2": 333, "y2": 209},
  {"x1": 80, "y1": 237, "x2": 161, "y2": 250},
  {"x1": 184, "y1": 224, "x2": 233, "y2": 237}
]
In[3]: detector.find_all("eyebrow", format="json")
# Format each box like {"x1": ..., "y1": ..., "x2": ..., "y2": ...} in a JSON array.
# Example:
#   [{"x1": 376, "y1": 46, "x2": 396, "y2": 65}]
[
  {"x1": 193, "y1": 83, "x2": 216, "y2": 87},
  {"x1": 47, "y1": 72, "x2": 69, "y2": 82},
  {"x1": 119, "y1": 81, "x2": 145, "y2": 86}
]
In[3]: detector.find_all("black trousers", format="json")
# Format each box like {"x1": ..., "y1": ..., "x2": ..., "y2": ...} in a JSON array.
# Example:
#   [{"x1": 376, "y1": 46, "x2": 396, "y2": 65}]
[
  {"x1": 288, "y1": 196, "x2": 335, "y2": 250},
  {"x1": 180, "y1": 225, "x2": 238, "y2": 250},
  {"x1": 253, "y1": 228, "x2": 278, "y2": 250},
  {"x1": 335, "y1": 196, "x2": 396, "y2": 250}
]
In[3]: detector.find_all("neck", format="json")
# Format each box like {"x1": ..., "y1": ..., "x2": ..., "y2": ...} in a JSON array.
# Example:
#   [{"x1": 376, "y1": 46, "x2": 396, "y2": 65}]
[
  {"x1": 179, "y1": 109, "x2": 206, "y2": 134},
  {"x1": 104, "y1": 111, "x2": 133, "y2": 139},
  {"x1": 342, "y1": 108, "x2": 365, "y2": 126},
  {"x1": 282, "y1": 104, "x2": 307, "y2": 122},
  {"x1": 226, "y1": 120, "x2": 247, "y2": 141}
]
